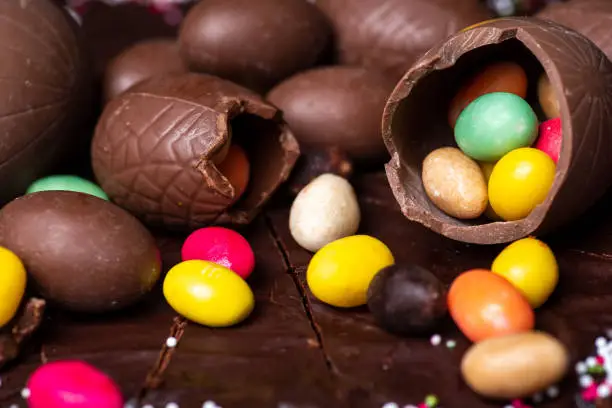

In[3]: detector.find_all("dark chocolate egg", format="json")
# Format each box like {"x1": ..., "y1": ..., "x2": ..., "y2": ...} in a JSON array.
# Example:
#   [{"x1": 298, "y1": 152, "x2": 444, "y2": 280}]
[
  {"x1": 92, "y1": 73, "x2": 299, "y2": 231},
  {"x1": 367, "y1": 264, "x2": 447, "y2": 335},
  {"x1": 103, "y1": 38, "x2": 188, "y2": 102},
  {"x1": 315, "y1": 0, "x2": 491, "y2": 80},
  {"x1": 0, "y1": 191, "x2": 161, "y2": 313},
  {"x1": 0, "y1": 0, "x2": 89, "y2": 204},
  {"x1": 267, "y1": 66, "x2": 395, "y2": 163},
  {"x1": 178, "y1": 0, "x2": 331, "y2": 92}
]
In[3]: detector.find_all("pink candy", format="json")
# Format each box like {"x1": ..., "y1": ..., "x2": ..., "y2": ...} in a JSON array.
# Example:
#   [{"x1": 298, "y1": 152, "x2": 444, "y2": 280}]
[
  {"x1": 181, "y1": 227, "x2": 255, "y2": 279},
  {"x1": 26, "y1": 360, "x2": 123, "y2": 408},
  {"x1": 535, "y1": 117, "x2": 562, "y2": 164}
]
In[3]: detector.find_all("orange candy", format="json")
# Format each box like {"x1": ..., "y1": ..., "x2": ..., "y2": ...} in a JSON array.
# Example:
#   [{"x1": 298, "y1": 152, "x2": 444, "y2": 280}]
[
  {"x1": 448, "y1": 62, "x2": 528, "y2": 128},
  {"x1": 448, "y1": 269, "x2": 534, "y2": 342},
  {"x1": 216, "y1": 144, "x2": 250, "y2": 203}
]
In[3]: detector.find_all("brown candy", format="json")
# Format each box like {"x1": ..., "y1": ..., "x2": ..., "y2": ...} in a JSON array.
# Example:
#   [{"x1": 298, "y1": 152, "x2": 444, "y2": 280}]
[
  {"x1": 92, "y1": 73, "x2": 300, "y2": 230},
  {"x1": 315, "y1": 0, "x2": 492, "y2": 80},
  {"x1": 0, "y1": 192, "x2": 161, "y2": 313},
  {"x1": 179, "y1": 0, "x2": 331, "y2": 92},
  {"x1": 103, "y1": 38, "x2": 187, "y2": 102},
  {"x1": 383, "y1": 18, "x2": 612, "y2": 244}
]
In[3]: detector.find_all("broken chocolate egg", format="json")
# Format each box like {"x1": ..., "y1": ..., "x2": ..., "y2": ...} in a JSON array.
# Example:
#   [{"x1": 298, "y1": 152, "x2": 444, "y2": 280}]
[
  {"x1": 0, "y1": 191, "x2": 161, "y2": 313},
  {"x1": 91, "y1": 73, "x2": 300, "y2": 230},
  {"x1": 179, "y1": 0, "x2": 331, "y2": 92},
  {"x1": 315, "y1": 0, "x2": 492, "y2": 80},
  {"x1": 383, "y1": 17, "x2": 612, "y2": 244}
]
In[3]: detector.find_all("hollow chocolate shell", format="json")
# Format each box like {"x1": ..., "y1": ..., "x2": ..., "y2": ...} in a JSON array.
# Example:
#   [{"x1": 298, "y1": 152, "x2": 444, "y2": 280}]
[
  {"x1": 91, "y1": 72, "x2": 300, "y2": 230},
  {"x1": 537, "y1": 0, "x2": 612, "y2": 60},
  {"x1": 103, "y1": 38, "x2": 188, "y2": 103},
  {"x1": 0, "y1": 191, "x2": 161, "y2": 313},
  {"x1": 383, "y1": 17, "x2": 612, "y2": 244},
  {"x1": 315, "y1": 0, "x2": 491, "y2": 80},
  {"x1": 0, "y1": 0, "x2": 89, "y2": 205}
]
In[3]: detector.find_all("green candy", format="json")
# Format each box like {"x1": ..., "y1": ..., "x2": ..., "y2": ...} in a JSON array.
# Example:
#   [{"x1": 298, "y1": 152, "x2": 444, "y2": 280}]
[
  {"x1": 454, "y1": 92, "x2": 538, "y2": 162},
  {"x1": 26, "y1": 175, "x2": 109, "y2": 200}
]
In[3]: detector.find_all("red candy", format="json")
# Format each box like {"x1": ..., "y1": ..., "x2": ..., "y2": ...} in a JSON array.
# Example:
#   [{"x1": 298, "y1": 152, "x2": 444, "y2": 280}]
[
  {"x1": 26, "y1": 360, "x2": 123, "y2": 408},
  {"x1": 181, "y1": 227, "x2": 255, "y2": 279},
  {"x1": 535, "y1": 117, "x2": 562, "y2": 163}
]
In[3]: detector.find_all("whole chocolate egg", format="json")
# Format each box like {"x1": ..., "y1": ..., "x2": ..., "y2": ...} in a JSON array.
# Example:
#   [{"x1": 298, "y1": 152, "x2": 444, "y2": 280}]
[
  {"x1": 315, "y1": 0, "x2": 492, "y2": 80},
  {"x1": 0, "y1": 191, "x2": 161, "y2": 313},
  {"x1": 178, "y1": 0, "x2": 331, "y2": 92},
  {"x1": 103, "y1": 38, "x2": 188, "y2": 102},
  {"x1": 92, "y1": 73, "x2": 299, "y2": 231},
  {"x1": 0, "y1": 0, "x2": 89, "y2": 204},
  {"x1": 267, "y1": 66, "x2": 395, "y2": 163}
]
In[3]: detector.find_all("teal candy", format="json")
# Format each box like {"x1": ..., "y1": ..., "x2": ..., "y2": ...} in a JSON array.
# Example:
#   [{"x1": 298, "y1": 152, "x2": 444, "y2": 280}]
[
  {"x1": 454, "y1": 92, "x2": 538, "y2": 162},
  {"x1": 26, "y1": 175, "x2": 109, "y2": 200}
]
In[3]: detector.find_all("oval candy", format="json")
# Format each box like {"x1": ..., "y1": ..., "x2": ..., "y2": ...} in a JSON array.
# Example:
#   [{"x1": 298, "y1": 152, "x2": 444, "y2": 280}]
[
  {"x1": 0, "y1": 246, "x2": 26, "y2": 328},
  {"x1": 26, "y1": 175, "x2": 109, "y2": 201}
]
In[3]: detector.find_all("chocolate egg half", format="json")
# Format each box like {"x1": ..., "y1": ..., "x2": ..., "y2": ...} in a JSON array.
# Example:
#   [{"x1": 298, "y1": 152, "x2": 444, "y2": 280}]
[
  {"x1": 0, "y1": 0, "x2": 89, "y2": 204},
  {"x1": 383, "y1": 17, "x2": 612, "y2": 244},
  {"x1": 315, "y1": 0, "x2": 491, "y2": 80},
  {"x1": 0, "y1": 191, "x2": 161, "y2": 313},
  {"x1": 92, "y1": 73, "x2": 300, "y2": 230}
]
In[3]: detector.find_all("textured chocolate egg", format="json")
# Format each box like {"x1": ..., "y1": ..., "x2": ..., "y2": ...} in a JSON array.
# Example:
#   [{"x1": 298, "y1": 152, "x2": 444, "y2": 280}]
[
  {"x1": 178, "y1": 0, "x2": 331, "y2": 92},
  {"x1": 267, "y1": 66, "x2": 395, "y2": 162},
  {"x1": 0, "y1": 191, "x2": 161, "y2": 313},
  {"x1": 103, "y1": 38, "x2": 187, "y2": 102},
  {"x1": 315, "y1": 0, "x2": 491, "y2": 80},
  {"x1": 0, "y1": 0, "x2": 89, "y2": 204}
]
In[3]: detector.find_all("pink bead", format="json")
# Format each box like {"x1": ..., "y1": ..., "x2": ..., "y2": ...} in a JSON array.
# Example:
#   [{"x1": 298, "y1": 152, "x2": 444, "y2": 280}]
[
  {"x1": 26, "y1": 360, "x2": 123, "y2": 408},
  {"x1": 597, "y1": 355, "x2": 605, "y2": 364},
  {"x1": 534, "y1": 117, "x2": 562, "y2": 164},
  {"x1": 181, "y1": 227, "x2": 255, "y2": 279}
]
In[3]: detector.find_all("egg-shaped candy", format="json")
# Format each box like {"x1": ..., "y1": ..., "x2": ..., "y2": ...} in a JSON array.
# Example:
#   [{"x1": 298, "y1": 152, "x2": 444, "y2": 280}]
[
  {"x1": 307, "y1": 235, "x2": 394, "y2": 308},
  {"x1": 26, "y1": 175, "x2": 109, "y2": 201},
  {"x1": 0, "y1": 246, "x2": 26, "y2": 328},
  {"x1": 181, "y1": 227, "x2": 255, "y2": 280},
  {"x1": 26, "y1": 360, "x2": 123, "y2": 408},
  {"x1": 0, "y1": 191, "x2": 161, "y2": 313},
  {"x1": 448, "y1": 269, "x2": 534, "y2": 342},
  {"x1": 163, "y1": 260, "x2": 255, "y2": 327},
  {"x1": 535, "y1": 117, "x2": 562, "y2": 164}
]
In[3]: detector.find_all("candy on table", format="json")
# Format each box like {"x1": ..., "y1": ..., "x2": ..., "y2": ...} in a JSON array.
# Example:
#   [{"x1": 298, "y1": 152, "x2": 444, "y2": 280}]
[
  {"x1": 491, "y1": 237, "x2": 558, "y2": 308},
  {"x1": 488, "y1": 147, "x2": 556, "y2": 221},
  {"x1": 163, "y1": 260, "x2": 255, "y2": 327},
  {"x1": 26, "y1": 175, "x2": 109, "y2": 201},
  {"x1": 181, "y1": 227, "x2": 255, "y2": 280},
  {"x1": 0, "y1": 246, "x2": 27, "y2": 328},
  {"x1": 448, "y1": 61, "x2": 528, "y2": 127},
  {"x1": 455, "y1": 92, "x2": 538, "y2": 162},
  {"x1": 215, "y1": 144, "x2": 251, "y2": 205},
  {"x1": 26, "y1": 360, "x2": 123, "y2": 408},
  {"x1": 538, "y1": 73, "x2": 561, "y2": 120},
  {"x1": 448, "y1": 269, "x2": 534, "y2": 342},
  {"x1": 535, "y1": 117, "x2": 562, "y2": 164},
  {"x1": 421, "y1": 147, "x2": 488, "y2": 219},
  {"x1": 307, "y1": 235, "x2": 394, "y2": 308},
  {"x1": 289, "y1": 173, "x2": 361, "y2": 252},
  {"x1": 576, "y1": 334, "x2": 612, "y2": 405}
]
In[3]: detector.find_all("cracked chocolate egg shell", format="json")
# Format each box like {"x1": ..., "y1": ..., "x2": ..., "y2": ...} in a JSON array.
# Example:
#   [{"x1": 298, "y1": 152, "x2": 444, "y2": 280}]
[
  {"x1": 91, "y1": 72, "x2": 300, "y2": 231},
  {"x1": 315, "y1": 0, "x2": 491, "y2": 80},
  {"x1": 0, "y1": 0, "x2": 89, "y2": 205},
  {"x1": 0, "y1": 191, "x2": 161, "y2": 313},
  {"x1": 537, "y1": 0, "x2": 612, "y2": 60},
  {"x1": 383, "y1": 17, "x2": 612, "y2": 244}
]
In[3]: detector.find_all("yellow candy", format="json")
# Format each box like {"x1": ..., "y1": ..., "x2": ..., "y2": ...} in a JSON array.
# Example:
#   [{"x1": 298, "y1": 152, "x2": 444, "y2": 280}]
[
  {"x1": 307, "y1": 235, "x2": 394, "y2": 308},
  {"x1": 488, "y1": 148, "x2": 556, "y2": 221},
  {"x1": 492, "y1": 237, "x2": 558, "y2": 308},
  {"x1": 0, "y1": 246, "x2": 27, "y2": 328},
  {"x1": 163, "y1": 260, "x2": 254, "y2": 327}
]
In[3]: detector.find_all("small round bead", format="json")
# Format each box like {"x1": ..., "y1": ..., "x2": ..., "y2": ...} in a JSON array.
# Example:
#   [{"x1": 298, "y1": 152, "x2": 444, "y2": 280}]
[
  {"x1": 424, "y1": 394, "x2": 439, "y2": 407},
  {"x1": 546, "y1": 386, "x2": 559, "y2": 399},
  {"x1": 445, "y1": 340, "x2": 456, "y2": 349},
  {"x1": 430, "y1": 335, "x2": 441, "y2": 346},
  {"x1": 382, "y1": 403, "x2": 399, "y2": 408},
  {"x1": 166, "y1": 403, "x2": 180, "y2": 408},
  {"x1": 202, "y1": 402, "x2": 220, "y2": 408},
  {"x1": 586, "y1": 356, "x2": 598, "y2": 367},
  {"x1": 596, "y1": 337, "x2": 608, "y2": 348},
  {"x1": 166, "y1": 337, "x2": 178, "y2": 348},
  {"x1": 580, "y1": 375, "x2": 594, "y2": 388},
  {"x1": 142, "y1": 405, "x2": 154, "y2": 408},
  {"x1": 597, "y1": 384, "x2": 611, "y2": 398},
  {"x1": 576, "y1": 362, "x2": 588, "y2": 374},
  {"x1": 21, "y1": 388, "x2": 31, "y2": 399}
]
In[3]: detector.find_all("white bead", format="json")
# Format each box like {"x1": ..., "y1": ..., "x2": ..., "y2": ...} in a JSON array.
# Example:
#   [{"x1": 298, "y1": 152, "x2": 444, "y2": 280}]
[
  {"x1": 166, "y1": 403, "x2": 180, "y2": 408},
  {"x1": 9, "y1": 404, "x2": 18, "y2": 408},
  {"x1": 446, "y1": 340, "x2": 456, "y2": 348},
  {"x1": 597, "y1": 384, "x2": 611, "y2": 398},
  {"x1": 580, "y1": 375, "x2": 594, "y2": 388},
  {"x1": 166, "y1": 337, "x2": 178, "y2": 348},
  {"x1": 203, "y1": 402, "x2": 220, "y2": 408},
  {"x1": 596, "y1": 337, "x2": 608, "y2": 348},
  {"x1": 547, "y1": 385, "x2": 559, "y2": 399},
  {"x1": 403, "y1": 405, "x2": 418, "y2": 408},
  {"x1": 532, "y1": 392, "x2": 543, "y2": 403},
  {"x1": 430, "y1": 335, "x2": 441, "y2": 346},
  {"x1": 586, "y1": 356, "x2": 598, "y2": 367},
  {"x1": 576, "y1": 362, "x2": 588, "y2": 374},
  {"x1": 382, "y1": 403, "x2": 399, "y2": 408},
  {"x1": 21, "y1": 388, "x2": 31, "y2": 399},
  {"x1": 142, "y1": 405, "x2": 154, "y2": 408}
]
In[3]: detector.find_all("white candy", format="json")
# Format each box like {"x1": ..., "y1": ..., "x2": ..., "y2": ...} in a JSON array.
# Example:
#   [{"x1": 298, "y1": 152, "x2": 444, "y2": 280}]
[{"x1": 289, "y1": 174, "x2": 360, "y2": 252}]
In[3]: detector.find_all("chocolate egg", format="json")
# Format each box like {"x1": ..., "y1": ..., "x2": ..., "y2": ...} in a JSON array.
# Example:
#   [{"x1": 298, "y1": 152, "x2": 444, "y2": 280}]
[
  {"x1": 0, "y1": 0, "x2": 89, "y2": 204},
  {"x1": 537, "y1": 0, "x2": 612, "y2": 60},
  {"x1": 315, "y1": 0, "x2": 491, "y2": 80},
  {"x1": 267, "y1": 66, "x2": 395, "y2": 163},
  {"x1": 103, "y1": 38, "x2": 187, "y2": 102},
  {"x1": 383, "y1": 17, "x2": 612, "y2": 244},
  {"x1": 92, "y1": 73, "x2": 300, "y2": 231},
  {"x1": 0, "y1": 191, "x2": 161, "y2": 313},
  {"x1": 178, "y1": 0, "x2": 331, "y2": 92}
]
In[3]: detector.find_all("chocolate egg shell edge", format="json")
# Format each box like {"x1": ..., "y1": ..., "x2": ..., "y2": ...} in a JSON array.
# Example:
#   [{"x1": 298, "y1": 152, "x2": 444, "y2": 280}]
[{"x1": 382, "y1": 17, "x2": 612, "y2": 244}]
